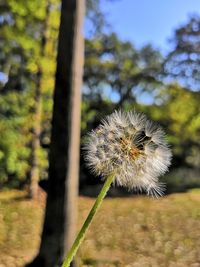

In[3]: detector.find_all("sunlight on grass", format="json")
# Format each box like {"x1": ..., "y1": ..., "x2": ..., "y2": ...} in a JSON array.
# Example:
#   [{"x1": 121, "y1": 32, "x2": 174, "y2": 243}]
[{"x1": 0, "y1": 190, "x2": 200, "y2": 267}]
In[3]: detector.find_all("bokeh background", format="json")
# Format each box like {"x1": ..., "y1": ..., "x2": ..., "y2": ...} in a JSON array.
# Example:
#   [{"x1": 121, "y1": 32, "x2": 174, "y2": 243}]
[{"x1": 0, "y1": 0, "x2": 200, "y2": 266}]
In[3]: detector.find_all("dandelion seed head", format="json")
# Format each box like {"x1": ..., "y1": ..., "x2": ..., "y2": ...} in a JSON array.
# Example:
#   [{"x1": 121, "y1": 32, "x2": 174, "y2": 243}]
[{"x1": 84, "y1": 110, "x2": 172, "y2": 197}]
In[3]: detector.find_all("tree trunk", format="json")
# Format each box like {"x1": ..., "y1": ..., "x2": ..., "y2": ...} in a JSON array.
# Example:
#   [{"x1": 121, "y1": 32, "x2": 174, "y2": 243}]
[
  {"x1": 29, "y1": 0, "x2": 51, "y2": 199},
  {"x1": 26, "y1": 0, "x2": 85, "y2": 266},
  {"x1": 29, "y1": 67, "x2": 42, "y2": 199}
]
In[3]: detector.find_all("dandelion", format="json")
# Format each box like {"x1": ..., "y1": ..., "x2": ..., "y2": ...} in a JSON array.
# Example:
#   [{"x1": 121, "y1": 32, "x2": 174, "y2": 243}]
[
  {"x1": 61, "y1": 110, "x2": 171, "y2": 267},
  {"x1": 84, "y1": 110, "x2": 172, "y2": 197}
]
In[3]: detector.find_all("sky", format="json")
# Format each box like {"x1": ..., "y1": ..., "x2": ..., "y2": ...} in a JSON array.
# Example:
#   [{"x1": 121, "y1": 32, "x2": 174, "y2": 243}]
[{"x1": 100, "y1": 0, "x2": 200, "y2": 54}]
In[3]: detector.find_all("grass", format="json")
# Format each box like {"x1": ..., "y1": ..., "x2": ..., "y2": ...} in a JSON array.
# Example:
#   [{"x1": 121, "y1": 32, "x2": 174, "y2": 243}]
[{"x1": 0, "y1": 190, "x2": 200, "y2": 267}]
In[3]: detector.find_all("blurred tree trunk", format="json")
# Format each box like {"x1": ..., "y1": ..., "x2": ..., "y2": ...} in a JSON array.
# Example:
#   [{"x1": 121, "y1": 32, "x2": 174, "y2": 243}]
[
  {"x1": 29, "y1": 66, "x2": 42, "y2": 199},
  {"x1": 29, "y1": 0, "x2": 51, "y2": 199},
  {"x1": 26, "y1": 0, "x2": 85, "y2": 266}
]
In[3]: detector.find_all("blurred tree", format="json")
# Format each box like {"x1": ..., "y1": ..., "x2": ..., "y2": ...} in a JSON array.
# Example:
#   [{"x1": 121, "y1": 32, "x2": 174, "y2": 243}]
[
  {"x1": 164, "y1": 15, "x2": 200, "y2": 92},
  {"x1": 26, "y1": 0, "x2": 84, "y2": 266},
  {"x1": 80, "y1": 34, "x2": 164, "y2": 189},
  {"x1": 161, "y1": 14, "x2": 200, "y2": 171},
  {"x1": 86, "y1": 0, "x2": 106, "y2": 36},
  {"x1": 84, "y1": 33, "x2": 163, "y2": 107},
  {"x1": 29, "y1": 0, "x2": 51, "y2": 199},
  {"x1": 142, "y1": 84, "x2": 200, "y2": 169},
  {"x1": 0, "y1": 0, "x2": 110, "y2": 190},
  {"x1": 0, "y1": 0, "x2": 35, "y2": 186},
  {"x1": 0, "y1": 0, "x2": 59, "y2": 191},
  {"x1": 0, "y1": 91, "x2": 31, "y2": 187}
]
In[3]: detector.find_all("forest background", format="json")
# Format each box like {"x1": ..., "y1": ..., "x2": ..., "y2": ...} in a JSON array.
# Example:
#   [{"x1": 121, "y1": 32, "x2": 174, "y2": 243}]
[{"x1": 0, "y1": 0, "x2": 200, "y2": 195}]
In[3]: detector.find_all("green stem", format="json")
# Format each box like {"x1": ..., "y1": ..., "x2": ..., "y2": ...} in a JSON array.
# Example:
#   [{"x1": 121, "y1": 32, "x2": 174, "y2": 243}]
[{"x1": 61, "y1": 173, "x2": 115, "y2": 267}]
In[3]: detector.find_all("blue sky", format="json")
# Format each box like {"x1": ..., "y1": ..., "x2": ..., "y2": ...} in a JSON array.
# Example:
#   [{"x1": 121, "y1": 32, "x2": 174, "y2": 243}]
[{"x1": 100, "y1": 0, "x2": 200, "y2": 54}]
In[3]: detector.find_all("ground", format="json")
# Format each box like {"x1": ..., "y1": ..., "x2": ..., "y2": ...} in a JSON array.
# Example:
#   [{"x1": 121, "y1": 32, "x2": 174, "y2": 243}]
[{"x1": 0, "y1": 189, "x2": 200, "y2": 267}]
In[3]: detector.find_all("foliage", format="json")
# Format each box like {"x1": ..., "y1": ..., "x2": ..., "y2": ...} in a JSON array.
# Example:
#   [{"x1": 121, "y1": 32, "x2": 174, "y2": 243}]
[
  {"x1": 141, "y1": 84, "x2": 200, "y2": 169},
  {"x1": 0, "y1": 91, "x2": 31, "y2": 186},
  {"x1": 0, "y1": 0, "x2": 59, "y2": 186},
  {"x1": 0, "y1": 0, "x2": 199, "y2": 191},
  {"x1": 86, "y1": 0, "x2": 106, "y2": 36},
  {"x1": 84, "y1": 33, "x2": 163, "y2": 106},
  {"x1": 164, "y1": 15, "x2": 200, "y2": 91}
]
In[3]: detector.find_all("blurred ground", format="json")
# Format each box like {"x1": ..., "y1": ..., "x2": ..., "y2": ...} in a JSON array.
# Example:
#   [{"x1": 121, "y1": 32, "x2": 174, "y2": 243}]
[{"x1": 0, "y1": 189, "x2": 200, "y2": 267}]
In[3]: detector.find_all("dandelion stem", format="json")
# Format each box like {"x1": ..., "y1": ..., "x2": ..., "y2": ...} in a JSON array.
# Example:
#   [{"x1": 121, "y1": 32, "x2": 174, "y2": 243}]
[{"x1": 61, "y1": 173, "x2": 115, "y2": 267}]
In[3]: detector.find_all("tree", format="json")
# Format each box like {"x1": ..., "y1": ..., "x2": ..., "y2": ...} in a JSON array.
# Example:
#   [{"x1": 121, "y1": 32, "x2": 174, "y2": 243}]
[
  {"x1": 26, "y1": 0, "x2": 85, "y2": 266},
  {"x1": 0, "y1": 0, "x2": 59, "y2": 191},
  {"x1": 164, "y1": 15, "x2": 200, "y2": 92},
  {"x1": 29, "y1": 0, "x2": 51, "y2": 199},
  {"x1": 141, "y1": 84, "x2": 200, "y2": 169},
  {"x1": 0, "y1": 0, "x2": 109, "y2": 191},
  {"x1": 84, "y1": 33, "x2": 163, "y2": 107},
  {"x1": 0, "y1": 90, "x2": 31, "y2": 187},
  {"x1": 86, "y1": 0, "x2": 107, "y2": 36},
  {"x1": 162, "y1": 15, "x2": 200, "y2": 169}
]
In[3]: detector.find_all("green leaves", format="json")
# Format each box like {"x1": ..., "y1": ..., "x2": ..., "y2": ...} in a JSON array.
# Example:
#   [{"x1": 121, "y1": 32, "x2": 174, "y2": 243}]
[
  {"x1": 145, "y1": 84, "x2": 200, "y2": 168},
  {"x1": 0, "y1": 0, "x2": 59, "y2": 186},
  {"x1": 0, "y1": 92, "x2": 31, "y2": 184}
]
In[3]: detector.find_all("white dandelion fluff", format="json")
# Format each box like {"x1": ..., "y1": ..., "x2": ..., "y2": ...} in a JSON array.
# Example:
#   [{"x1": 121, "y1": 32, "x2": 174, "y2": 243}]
[{"x1": 84, "y1": 110, "x2": 172, "y2": 197}]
